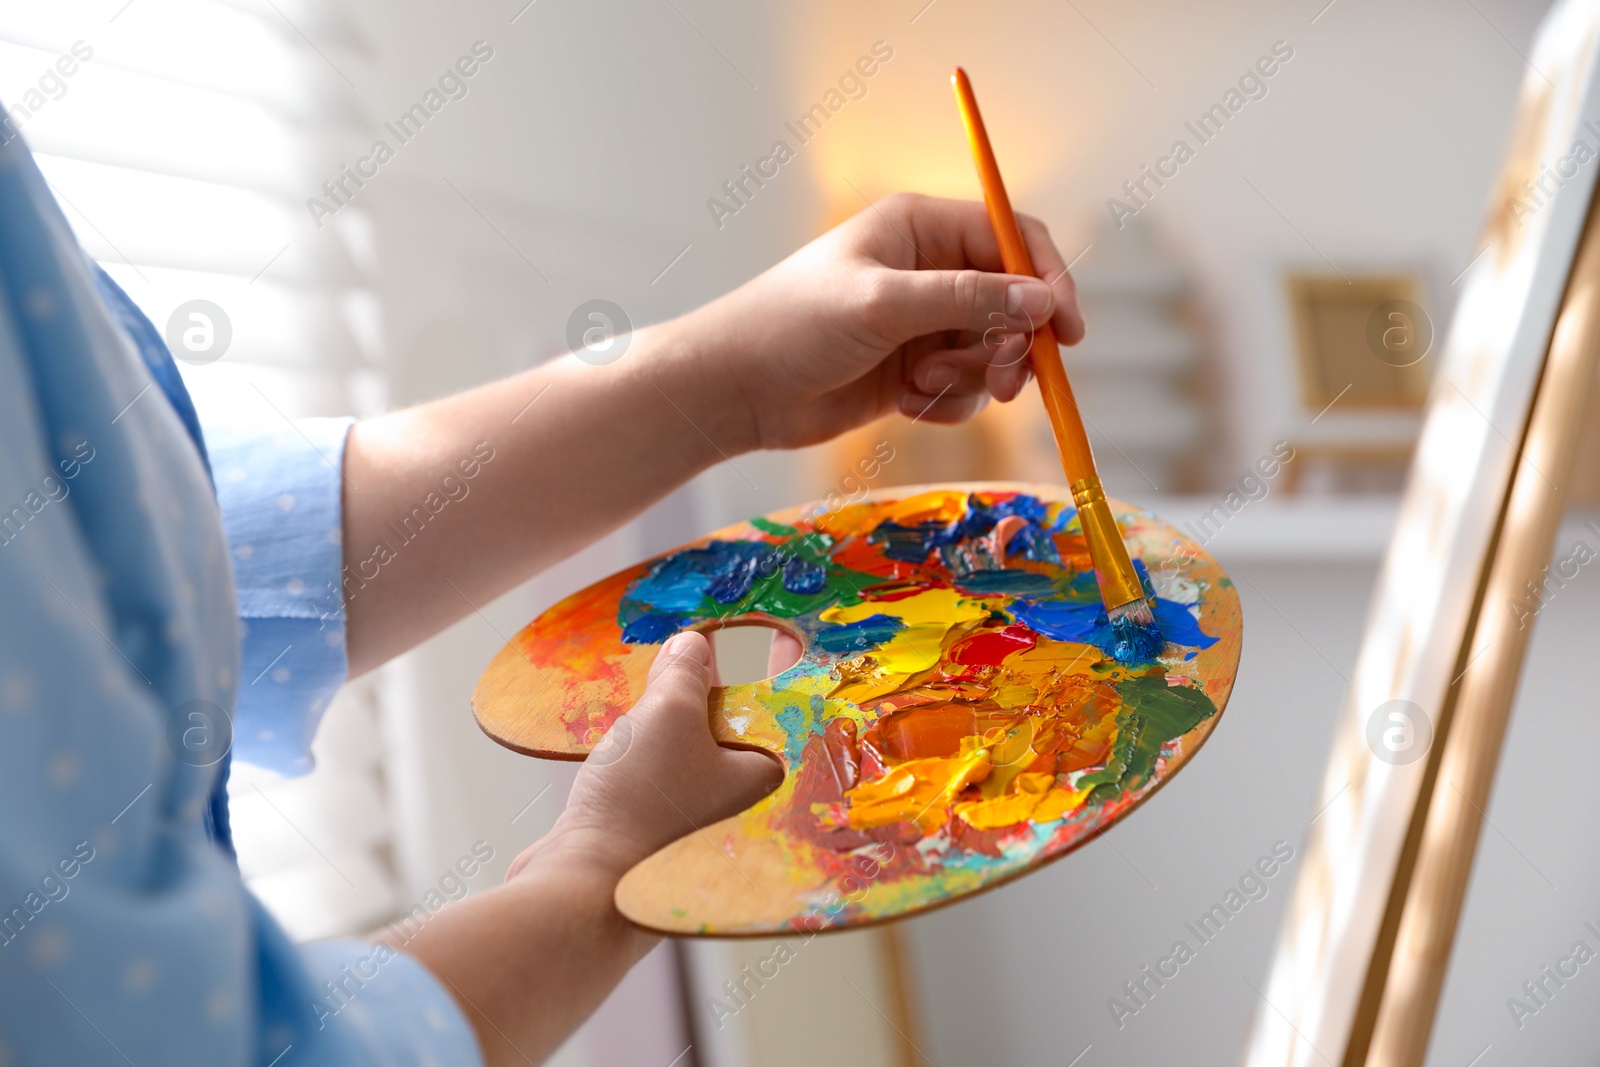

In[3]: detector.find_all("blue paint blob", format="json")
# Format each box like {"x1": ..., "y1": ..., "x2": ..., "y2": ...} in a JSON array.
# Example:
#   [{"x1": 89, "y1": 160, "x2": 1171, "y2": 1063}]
[
  {"x1": 782, "y1": 555, "x2": 827, "y2": 595},
  {"x1": 812, "y1": 613, "x2": 905, "y2": 655},
  {"x1": 1108, "y1": 611, "x2": 1163, "y2": 662},
  {"x1": 613, "y1": 496, "x2": 1217, "y2": 679},
  {"x1": 620, "y1": 612, "x2": 688, "y2": 644},
  {"x1": 1008, "y1": 599, "x2": 1106, "y2": 645},
  {"x1": 707, "y1": 551, "x2": 775, "y2": 604},
  {"x1": 1152, "y1": 597, "x2": 1218, "y2": 651},
  {"x1": 1008, "y1": 593, "x2": 1217, "y2": 664},
  {"x1": 629, "y1": 541, "x2": 770, "y2": 613},
  {"x1": 869, "y1": 493, "x2": 1056, "y2": 564},
  {"x1": 872, "y1": 523, "x2": 948, "y2": 563}
]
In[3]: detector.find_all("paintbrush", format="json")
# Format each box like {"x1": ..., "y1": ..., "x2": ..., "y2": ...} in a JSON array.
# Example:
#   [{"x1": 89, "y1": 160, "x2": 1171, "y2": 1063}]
[{"x1": 950, "y1": 66, "x2": 1161, "y2": 662}]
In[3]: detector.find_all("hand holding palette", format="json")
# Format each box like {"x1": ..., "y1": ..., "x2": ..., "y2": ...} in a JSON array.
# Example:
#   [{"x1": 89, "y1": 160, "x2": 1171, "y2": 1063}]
[{"x1": 473, "y1": 483, "x2": 1241, "y2": 936}]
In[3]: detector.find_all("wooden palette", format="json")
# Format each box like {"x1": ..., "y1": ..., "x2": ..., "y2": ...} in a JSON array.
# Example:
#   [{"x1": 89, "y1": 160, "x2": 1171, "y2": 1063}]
[{"x1": 474, "y1": 482, "x2": 1241, "y2": 936}]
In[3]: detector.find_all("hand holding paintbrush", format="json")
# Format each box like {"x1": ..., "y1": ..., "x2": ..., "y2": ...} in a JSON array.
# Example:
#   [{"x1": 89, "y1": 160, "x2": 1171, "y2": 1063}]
[{"x1": 950, "y1": 67, "x2": 1162, "y2": 661}]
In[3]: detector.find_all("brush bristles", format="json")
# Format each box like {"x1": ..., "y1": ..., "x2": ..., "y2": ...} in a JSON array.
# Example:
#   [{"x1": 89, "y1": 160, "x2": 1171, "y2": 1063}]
[
  {"x1": 1108, "y1": 597, "x2": 1154, "y2": 627},
  {"x1": 1106, "y1": 597, "x2": 1162, "y2": 663}
]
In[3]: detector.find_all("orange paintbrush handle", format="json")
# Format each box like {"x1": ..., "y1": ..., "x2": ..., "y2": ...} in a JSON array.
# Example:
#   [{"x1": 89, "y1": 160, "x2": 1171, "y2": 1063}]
[
  {"x1": 951, "y1": 66, "x2": 1148, "y2": 615},
  {"x1": 950, "y1": 67, "x2": 1096, "y2": 487}
]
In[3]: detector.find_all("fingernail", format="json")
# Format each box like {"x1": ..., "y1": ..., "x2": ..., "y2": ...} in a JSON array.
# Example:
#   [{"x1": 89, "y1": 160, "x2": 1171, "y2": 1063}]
[
  {"x1": 1005, "y1": 280, "x2": 1053, "y2": 323},
  {"x1": 918, "y1": 363, "x2": 960, "y2": 393},
  {"x1": 663, "y1": 630, "x2": 710, "y2": 664}
]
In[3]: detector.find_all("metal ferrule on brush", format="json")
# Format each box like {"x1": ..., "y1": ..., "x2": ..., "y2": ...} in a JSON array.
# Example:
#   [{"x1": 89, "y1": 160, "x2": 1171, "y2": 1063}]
[{"x1": 1070, "y1": 475, "x2": 1146, "y2": 611}]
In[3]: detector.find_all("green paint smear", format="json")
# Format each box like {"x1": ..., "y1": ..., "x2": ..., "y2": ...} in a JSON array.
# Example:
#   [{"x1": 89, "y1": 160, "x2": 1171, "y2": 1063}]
[
  {"x1": 1083, "y1": 675, "x2": 1217, "y2": 805},
  {"x1": 741, "y1": 581, "x2": 842, "y2": 618},
  {"x1": 737, "y1": 561, "x2": 881, "y2": 618},
  {"x1": 750, "y1": 516, "x2": 798, "y2": 538},
  {"x1": 1055, "y1": 568, "x2": 1102, "y2": 601},
  {"x1": 1077, "y1": 715, "x2": 1139, "y2": 795}
]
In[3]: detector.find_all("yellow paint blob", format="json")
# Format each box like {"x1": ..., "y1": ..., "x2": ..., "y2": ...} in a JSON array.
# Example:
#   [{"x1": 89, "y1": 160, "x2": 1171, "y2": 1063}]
[
  {"x1": 1004, "y1": 638, "x2": 1102, "y2": 678},
  {"x1": 821, "y1": 586, "x2": 989, "y2": 677},
  {"x1": 977, "y1": 722, "x2": 1040, "y2": 800},
  {"x1": 826, "y1": 654, "x2": 903, "y2": 706},
  {"x1": 846, "y1": 735, "x2": 992, "y2": 831},
  {"x1": 1029, "y1": 784, "x2": 1089, "y2": 824},
  {"x1": 818, "y1": 490, "x2": 971, "y2": 538},
  {"x1": 955, "y1": 773, "x2": 1089, "y2": 829}
]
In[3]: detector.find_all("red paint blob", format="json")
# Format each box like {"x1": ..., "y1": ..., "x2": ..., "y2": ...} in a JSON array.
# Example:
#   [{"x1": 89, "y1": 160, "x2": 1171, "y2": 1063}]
[{"x1": 950, "y1": 625, "x2": 1037, "y2": 667}]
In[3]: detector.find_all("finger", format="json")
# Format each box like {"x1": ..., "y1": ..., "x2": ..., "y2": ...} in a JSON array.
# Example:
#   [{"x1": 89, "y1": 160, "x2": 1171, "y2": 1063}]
[
  {"x1": 896, "y1": 388, "x2": 988, "y2": 425},
  {"x1": 638, "y1": 630, "x2": 714, "y2": 728},
  {"x1": 984, "y1": 328, "x2": 1035, "y2": 402},
  {"x1": 766, "y1": 629, "x2": 803, "y2": 678},
  {"x1": 1016, "y1": 213, "x2": 1086, "y2": 345},
  {"x1": 866, "y1": 195, "x2": 1085, "y2": 345},
  {"x1": 647, "y1": 628, "x2": 710, "y2": 678},
  {"x1": 907, "y1": 330, "x2": 1031, "y2": 398},
  {"x1": 908, "y1": 350, "x2": 989, "y2": 396},
  {"x1": 579, "y1": 632, "x2": 709, "y2": 773},
  {"x1": 866, "y1": 266, "x2": 1054, "y2": 345},
  {"x1": 986, "y1": 353, "x2": 1033, "y2": 404},
  {"x1": 715, "y1": 747, "x2": 785, "y2": 811},
  {"x1": 863, "y1": 193, "x2": 1008, "y2": 271}
]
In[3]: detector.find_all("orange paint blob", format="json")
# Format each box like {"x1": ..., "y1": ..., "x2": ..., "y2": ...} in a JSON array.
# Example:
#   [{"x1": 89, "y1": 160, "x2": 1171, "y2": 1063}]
[{"x1": 846, "y1": 735, "x2": 994, "y2": 831}]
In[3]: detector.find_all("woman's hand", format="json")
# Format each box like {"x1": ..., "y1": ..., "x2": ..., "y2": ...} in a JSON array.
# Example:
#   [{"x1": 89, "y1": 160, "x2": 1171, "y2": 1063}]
[
  {"x1": 673, "y1": 192, "x2": 1085, "y2": 452},
  {"x1": 395, "y1": 631, "x2": 781, "y2": 1067},
  {"x1": 508, "y1": 630, "x2": 782, "y2": 882}
]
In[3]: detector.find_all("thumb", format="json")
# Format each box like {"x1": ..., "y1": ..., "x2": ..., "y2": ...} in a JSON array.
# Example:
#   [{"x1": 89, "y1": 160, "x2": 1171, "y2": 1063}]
[
  {"x1": 638, "y1": 630, "x2": 782, "y2": 807},
  {"x1": 637, "y1": 630, "x2": 714, "y2": 721},
  {"x1": 867, "y1": 267, "x2": 1054, "y2": 343},
  {"x1": 648, "y1": 629, "x2": 713, "y2": 681}
]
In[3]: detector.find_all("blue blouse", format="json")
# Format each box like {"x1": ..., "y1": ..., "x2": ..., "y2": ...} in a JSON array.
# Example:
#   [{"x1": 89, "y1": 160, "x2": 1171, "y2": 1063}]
[{"x1": 0, "y1": 122, "x2": 482, "y2": 1063}]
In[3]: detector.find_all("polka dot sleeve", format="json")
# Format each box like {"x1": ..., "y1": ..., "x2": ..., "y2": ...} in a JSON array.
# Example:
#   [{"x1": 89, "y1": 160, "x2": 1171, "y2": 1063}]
[{"x1": 206, "y1": 418, "x2": 355, "y2": 776}]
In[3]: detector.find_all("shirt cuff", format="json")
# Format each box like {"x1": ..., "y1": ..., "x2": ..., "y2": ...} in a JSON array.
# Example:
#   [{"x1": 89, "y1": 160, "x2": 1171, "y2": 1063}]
[
  {"x1": 299, "y1": 939, "x2": 484, "y2": 1066},
  {"x1": 206, "y1": 417, "x2": 353, "y2": 775}
]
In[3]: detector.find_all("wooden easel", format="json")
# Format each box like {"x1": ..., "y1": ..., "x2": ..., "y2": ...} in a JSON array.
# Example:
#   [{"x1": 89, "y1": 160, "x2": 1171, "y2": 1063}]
[{"x1": 1246, "y1": 2, "x2": 1600, "y2": 1063}]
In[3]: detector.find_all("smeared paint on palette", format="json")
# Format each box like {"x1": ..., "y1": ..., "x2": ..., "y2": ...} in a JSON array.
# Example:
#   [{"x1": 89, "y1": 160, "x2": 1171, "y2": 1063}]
[{"x1": 473, "y1": 482, "x2": 1241, "y2": 935}]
